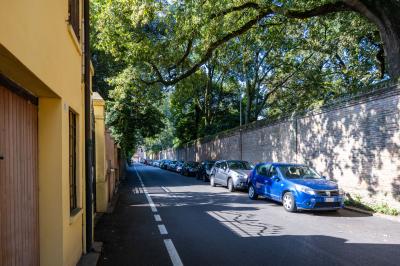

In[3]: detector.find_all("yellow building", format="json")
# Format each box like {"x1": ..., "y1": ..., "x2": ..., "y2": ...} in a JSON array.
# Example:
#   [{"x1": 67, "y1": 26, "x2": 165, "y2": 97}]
[
  {"x1": 93, "y1": 92, "x2": 108, "y2": 212},
  {"x1": 93, "y1": 92, "x2": 121, "y2": 213},
  {"x1": 0, "y1": 0, "x2": 93, "y2": 265}
]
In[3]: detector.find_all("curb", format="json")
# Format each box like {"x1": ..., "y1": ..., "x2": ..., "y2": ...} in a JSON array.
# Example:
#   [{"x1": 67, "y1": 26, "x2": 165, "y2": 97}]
[
  {"x1": 344, "y1": 206, "x2": 400, "y2": 223},
  {"x1": 77, "y1": 242, "x2": 102, "y2": 266}
]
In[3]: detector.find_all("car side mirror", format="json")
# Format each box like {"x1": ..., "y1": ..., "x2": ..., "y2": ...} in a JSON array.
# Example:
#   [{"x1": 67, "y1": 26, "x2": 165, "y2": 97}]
[
  {"x1": 272, "y1": 176, "x2": 281, "y2": 182},
  {"x1": 322, "y1": 176, "x2": 327, "y2": 180}
]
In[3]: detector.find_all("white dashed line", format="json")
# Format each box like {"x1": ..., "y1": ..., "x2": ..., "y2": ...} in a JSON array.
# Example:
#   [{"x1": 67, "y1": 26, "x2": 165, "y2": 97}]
[
  {"x1": 145, "y1": 193, "x2": 158, "y2": 213},
  {"x1": 164, "y1": 239, "x2": 184, "y2": 266},
  {"x1": 158, "y1": 224, "x2": 168, "y2": 235},
  {"x1": 154, "y1": 214, "x2": 162, "y2": 222},
  {"x1": 134, "y1": 165, "x2": 184, "y2": 266}
]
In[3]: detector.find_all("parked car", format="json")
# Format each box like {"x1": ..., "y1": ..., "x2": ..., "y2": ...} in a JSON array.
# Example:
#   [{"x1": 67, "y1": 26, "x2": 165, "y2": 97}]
[
  {"x1": 210, "y1": 160, "x2": 253, "y2": 191},
  {"x1": 153, "y1": 160, "x2": 160, "y2": 167},
  {"x1": 160, "y1": 159, "x2": 171, "y2": 169},
  {"x1": 176, "y1": 161, "x2": 184, "y2": 173},
  {"x1": 181, "y1": 161, "x2": 200, "y2": 176},
  {"x1": 167, "y1": 160, "x2": 178, "y2": 171},
  {"x1": 197, "y1": 160, "x2": 216, "y2": 181},
  {"x1": 169, "y1": 160, "x2": 183, "y2": 172},
  {"x1": 247, "y1": 162, "x2": 344, "y2": 212}
]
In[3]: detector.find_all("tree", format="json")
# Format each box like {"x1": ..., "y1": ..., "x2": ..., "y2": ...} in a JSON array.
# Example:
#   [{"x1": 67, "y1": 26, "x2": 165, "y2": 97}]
[
  {"x1": 130, "y1": 0, "x2": 399, "y2": 85},
  {"x1": 91, "y1": 0, "x2": 394, "y2": 148},
  {"x1": 144, "y1": 95, "x2": 176, "y2": 154},
  {"x1": 170, "y1": 65, "x2": 240, "y2": 145},
  {"x1": 105, "y1": 68, "x2": 165, "y2": 154}
]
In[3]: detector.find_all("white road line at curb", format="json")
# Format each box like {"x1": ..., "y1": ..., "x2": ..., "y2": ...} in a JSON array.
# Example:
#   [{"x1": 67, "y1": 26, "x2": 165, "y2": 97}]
[
  {"x1": 135, "y1": 167, "x2": 158, "y2": 213},
  {"x1": 158, "y1": 224, "x2": 168, "y2": 235},
  {"x1": 161, "y1": 186, "x2": 169, "y2": 193},
  {"x1": 164, "y1": 239, "x2": 184, "y2": 266},
  {"x1": 154, "y1": 214, "x2": 162, "y2": 222}
]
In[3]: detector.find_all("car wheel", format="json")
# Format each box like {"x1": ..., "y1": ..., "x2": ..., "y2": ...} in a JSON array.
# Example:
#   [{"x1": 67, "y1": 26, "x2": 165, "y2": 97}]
[
  {"x1": 227, "y1": 178, "x2": 234, "y2": 192},
  {"x1": 210, "y1": 176, "x2": 216, "y2": 187},
  {"x1": 248, "y1": 184, "x2": 258, "y2": 200},
  {"x1": 283, "y1": 192, "x2": 297, "y2": 212}
]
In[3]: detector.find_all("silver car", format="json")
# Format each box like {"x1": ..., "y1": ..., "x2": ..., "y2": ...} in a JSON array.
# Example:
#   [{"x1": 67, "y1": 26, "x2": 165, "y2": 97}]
[
  {"x1": 210, "y1": 160, "x2": 254, "y2": 192},
  {"x1": 176, "y1": 161, "x2": 184, "y2": 173}
]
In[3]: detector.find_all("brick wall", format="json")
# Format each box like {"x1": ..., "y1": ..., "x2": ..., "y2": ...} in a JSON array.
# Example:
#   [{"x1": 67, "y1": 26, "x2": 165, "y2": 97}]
[{"x1": 161, "y1": 82, "x2": 400, "y2": 209}]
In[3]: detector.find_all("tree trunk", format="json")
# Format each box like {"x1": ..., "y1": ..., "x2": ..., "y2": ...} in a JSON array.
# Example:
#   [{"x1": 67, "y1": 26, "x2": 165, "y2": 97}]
[
  {"x1": 204, "y1": 65, "x2": 214, "y2": 128},
  {"x1": 288, "y1": 0, "x2": 400, "y2": 79},
  {"x1": 244, "y1": 82, "x2": 252, "y2": 125},
  {"x1": 343, "y1": 0, "x2": 400, "y2": 79},
  {"x1": 194, "y1": 103, "x2": 201, "y2": 139}
]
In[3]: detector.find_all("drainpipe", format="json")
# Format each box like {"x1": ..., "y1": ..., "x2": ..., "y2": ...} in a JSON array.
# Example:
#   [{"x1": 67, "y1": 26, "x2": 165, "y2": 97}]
[{"x1": 84, "y1": 0, "x2": 93, "y2": 253}]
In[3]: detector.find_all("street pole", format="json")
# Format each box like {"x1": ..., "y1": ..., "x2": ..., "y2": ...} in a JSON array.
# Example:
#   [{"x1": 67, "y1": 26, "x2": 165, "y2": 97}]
[
  {"x1": 83, "y1": 0, "x2": 93, "y2": 253},
  {"x1": 239, "y1": 86, "x2": 242, "y2": 127},
  {"x1": 239, "y1": 87, "x2": 243, "y2": 160}
]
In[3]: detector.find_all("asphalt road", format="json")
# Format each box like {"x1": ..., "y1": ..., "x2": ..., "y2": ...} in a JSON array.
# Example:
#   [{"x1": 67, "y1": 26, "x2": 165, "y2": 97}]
[{"x1": 96, "y1": 164, "x2": 400, "y2": 266}]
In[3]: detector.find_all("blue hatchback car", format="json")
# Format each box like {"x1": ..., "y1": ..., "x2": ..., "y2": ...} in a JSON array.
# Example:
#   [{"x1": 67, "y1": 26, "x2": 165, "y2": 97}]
[{"x1": 247, "y1": 162, "x2": 344, "y2": 212}]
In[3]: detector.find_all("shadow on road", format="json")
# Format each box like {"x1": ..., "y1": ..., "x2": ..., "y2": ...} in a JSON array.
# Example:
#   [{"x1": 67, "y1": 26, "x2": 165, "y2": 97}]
[{"x1": 95, "y1": 165, "x2": 399, "y2": 266}]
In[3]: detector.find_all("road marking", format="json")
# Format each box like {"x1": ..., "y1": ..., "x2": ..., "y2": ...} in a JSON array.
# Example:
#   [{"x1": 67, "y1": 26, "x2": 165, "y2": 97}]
[
  {"x1": 154, "y1": 214, "x2": 162, "y2": 222},
  {"x1": 145, "y1": 193, "x2": 158, "y2": 213},
  {"x1": 134, "y1": 165, "x2": 184, "y2": 266},
  {"x1": 164, "y1": 239, "x2": 184, "y2": 266},
  {"x1": 161, "y1": 186, "x2": 170, "y2": 193},
  {"x1": 158, "y1": 224, "x2": 168, "y2": 235},
  {"x1": 135, "y1": 166, "x2": 158, "y2": 212}
]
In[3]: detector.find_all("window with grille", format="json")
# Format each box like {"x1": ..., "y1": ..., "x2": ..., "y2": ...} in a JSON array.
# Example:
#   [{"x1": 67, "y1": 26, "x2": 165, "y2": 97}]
[
  {"x1": 69, "y1": 110, "x2": 78, "y2": 214},
  {"x1": 68, "y1": 0, "x2": 80, "y2": 40}
]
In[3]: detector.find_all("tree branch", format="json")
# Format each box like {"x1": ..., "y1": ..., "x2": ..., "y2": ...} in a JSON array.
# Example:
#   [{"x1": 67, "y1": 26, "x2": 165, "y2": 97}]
[
  {"x1": 210, "y1": 2, "x2": 261, "y2": 19},
  {"x1": 146, "y1": 9, "x2": 274, "y2": 86},
  {"x1": 278, "y1": 1, "x2": 353, "y2": 19},
  {"x1": 142, "y1": 1, "x2": 360, "y2": 86},
  {"x1": 255, "y1": 53, "x2": 315, "y2": 117},
  {"x1": 168, "y1": 39, "x2": 193, "y2": 72}
]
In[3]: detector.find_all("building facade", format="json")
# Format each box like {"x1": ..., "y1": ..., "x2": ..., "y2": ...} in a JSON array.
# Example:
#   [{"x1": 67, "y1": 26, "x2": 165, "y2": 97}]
[{"x1": 0, "y1": 0, "x2": 93, "y2": 265}]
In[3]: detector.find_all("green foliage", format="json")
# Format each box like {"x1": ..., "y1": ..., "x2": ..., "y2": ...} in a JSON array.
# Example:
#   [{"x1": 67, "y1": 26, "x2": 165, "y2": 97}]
[
  {"x1": 91, "y1": 0, "x2": 389, "y2": 146},
  {"x1": 170, "y1": 63, "x2": 240, "y2": 145},
  {"x1": 143, "y1": 96, "x2": 176, "y2": 153},
  {"x1": 105, "y1": 68, "x2": 165, "y2": 155},
  {"x1": 345, "y1": 195, "x2": 399, "y2": 216}
]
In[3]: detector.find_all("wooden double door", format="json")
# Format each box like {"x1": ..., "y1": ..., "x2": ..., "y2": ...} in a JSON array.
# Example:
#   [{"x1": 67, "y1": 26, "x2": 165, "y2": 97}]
[{"x1": 0, "y1": 82, "x2": 39, "y2": 266}]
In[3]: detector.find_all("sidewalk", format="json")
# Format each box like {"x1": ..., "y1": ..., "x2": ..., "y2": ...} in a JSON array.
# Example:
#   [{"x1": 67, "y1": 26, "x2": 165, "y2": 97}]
[{"x1": 95, "y1": 166, "x2": 171, "y2": 266}]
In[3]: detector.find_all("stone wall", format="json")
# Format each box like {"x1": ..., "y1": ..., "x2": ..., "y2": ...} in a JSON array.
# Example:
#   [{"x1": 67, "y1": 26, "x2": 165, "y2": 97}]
[{"x1": 159, "y1": 82, "x2": 400, "y2": 209}]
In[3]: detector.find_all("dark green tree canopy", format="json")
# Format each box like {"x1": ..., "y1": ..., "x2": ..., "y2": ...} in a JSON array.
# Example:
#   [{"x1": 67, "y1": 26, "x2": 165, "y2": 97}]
[{"x1": 91, "y1": 0, "x2": 399, "y2": 150}]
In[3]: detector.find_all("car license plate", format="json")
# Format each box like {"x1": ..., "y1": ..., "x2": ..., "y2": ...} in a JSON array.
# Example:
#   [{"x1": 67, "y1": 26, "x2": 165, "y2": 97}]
[{"x1": 325, "y1": 197, "x2": 335, "y2": 202}]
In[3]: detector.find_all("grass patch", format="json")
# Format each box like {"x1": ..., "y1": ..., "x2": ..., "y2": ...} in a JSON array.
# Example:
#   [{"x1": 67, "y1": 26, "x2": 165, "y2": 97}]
[{"x1": 345, "y1": 194, "x2": 399, "y2": 216}]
